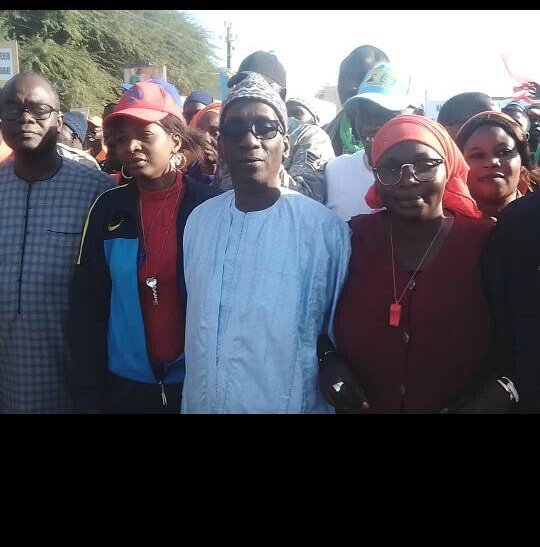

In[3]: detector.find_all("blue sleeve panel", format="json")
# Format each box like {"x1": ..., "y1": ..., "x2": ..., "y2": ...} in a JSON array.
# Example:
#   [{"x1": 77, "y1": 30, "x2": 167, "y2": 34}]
[{"x1": 104, "y1": 238, "x2": 184, "y2": 384}]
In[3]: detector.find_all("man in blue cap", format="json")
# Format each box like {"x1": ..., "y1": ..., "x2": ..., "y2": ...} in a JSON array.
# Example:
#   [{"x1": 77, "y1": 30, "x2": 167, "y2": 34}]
[
  {"x1": 325, "y1": 63, "x2": 417, "y2": 221},
  {"x1": 57, "y1": 110, "x2": 100, "y2": 170},
  {"x1": 58, "y1": 111, "x2": 87, "y2": 149},
  {"x1": 324, "y1": 45, "x2": 389, "y2": 156},
  {"x1": 183, "y1": 90, "x2": 213, "y2": 125}
]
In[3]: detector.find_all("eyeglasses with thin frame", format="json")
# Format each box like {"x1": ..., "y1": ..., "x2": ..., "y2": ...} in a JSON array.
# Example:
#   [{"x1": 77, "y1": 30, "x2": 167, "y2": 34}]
[
  {"x1": 219, "y1": 119, "x2": 283, "y2": 142},
  {"x1": 0, "y1": 102, "x2": 60, "y2": 121},
  {"x1": 373, "y1": 158, "x2": 445, "y2": 186}
]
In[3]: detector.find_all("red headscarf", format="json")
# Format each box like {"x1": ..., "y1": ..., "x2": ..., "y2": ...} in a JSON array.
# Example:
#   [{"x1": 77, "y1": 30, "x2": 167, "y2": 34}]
[
  {"x1": 365, "y1": 115, "x2": 482, "y2": 219},
  {"x1": 189, "y1": 102, "x2": 222, "y2": 129}
]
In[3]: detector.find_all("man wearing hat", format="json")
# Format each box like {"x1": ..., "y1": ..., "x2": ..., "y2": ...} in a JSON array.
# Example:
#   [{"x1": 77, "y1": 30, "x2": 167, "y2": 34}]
[
  {"x1": 324, "y1": 45, "x2": 389, "y2": 156},
  {"x1": 183, "y1": 90, "x2": 213, "y2": 125},
  {"x1": 286, "y1": 97, "x2": 320, "y2": 126},
  {"x1": 181, "y1": 73, "x2": 351, "y2": 414},
  {"x1": 57, "y1": 110, "x2": 100, "y2": 170},
  {"x1": 216, "y1": 50, "x2": 335, "y2": 204},
  {"x1": 86, "y1": 115, "x2": 107, "y2": 166},
  {"x1": 325, "y1": 62, "x2": 417, "y2": 221}
]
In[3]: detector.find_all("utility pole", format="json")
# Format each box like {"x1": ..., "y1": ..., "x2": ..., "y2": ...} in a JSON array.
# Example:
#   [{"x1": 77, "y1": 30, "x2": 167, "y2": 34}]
[{"x1": 223, "y1": 21, "x2": 237, "y2": 71}]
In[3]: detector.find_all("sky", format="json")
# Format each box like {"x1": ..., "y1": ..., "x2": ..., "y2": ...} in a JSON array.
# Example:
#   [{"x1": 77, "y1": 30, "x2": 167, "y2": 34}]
[{"x1": 183, "y1": 10, "x2": 540, "y2": 104}]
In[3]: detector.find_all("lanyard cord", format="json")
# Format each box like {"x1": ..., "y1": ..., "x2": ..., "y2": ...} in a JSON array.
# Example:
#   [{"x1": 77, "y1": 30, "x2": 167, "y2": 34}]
[
  {"x1": 390, "y1": 219, "x2": 445, "y2": 305},
  {"x1": 139, "y1": 171, "x2": 183, "y2": 279}
]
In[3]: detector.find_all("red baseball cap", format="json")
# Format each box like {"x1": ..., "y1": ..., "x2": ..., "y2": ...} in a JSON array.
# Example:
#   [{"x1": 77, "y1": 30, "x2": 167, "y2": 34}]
[{"x1": 104, "y1": 81, "x2": 185, "y2": 127}]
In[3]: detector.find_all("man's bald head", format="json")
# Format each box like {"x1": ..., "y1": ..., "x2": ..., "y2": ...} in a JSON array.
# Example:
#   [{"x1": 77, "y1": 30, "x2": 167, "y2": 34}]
[
  {"x1": 1, "y1": 72, "x2": 60, "y2": 110},
  {"x1": 437, "y1": 92, "x2": 498, "y2": 141}
]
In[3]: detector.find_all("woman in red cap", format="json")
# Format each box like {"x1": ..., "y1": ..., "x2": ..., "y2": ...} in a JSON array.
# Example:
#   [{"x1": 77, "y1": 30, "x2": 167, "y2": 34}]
[
  {"x1": 70, "y1": 81, "x2": 221, "y2": 413},
  {"x1": 318, "y1": 115, "x2": 518, "y2": 414}
]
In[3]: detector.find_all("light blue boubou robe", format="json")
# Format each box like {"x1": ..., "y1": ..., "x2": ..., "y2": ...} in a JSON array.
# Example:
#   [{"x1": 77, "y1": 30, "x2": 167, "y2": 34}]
[{"x1": 182, "y1": 186, "x2": 351, "y2": 413}]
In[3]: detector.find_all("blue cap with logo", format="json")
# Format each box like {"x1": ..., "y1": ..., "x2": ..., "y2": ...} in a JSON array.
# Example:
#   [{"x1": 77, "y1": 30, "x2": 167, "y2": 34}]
[{"x1": 344, "y1": 63, "x2": 413, "y2": 113}]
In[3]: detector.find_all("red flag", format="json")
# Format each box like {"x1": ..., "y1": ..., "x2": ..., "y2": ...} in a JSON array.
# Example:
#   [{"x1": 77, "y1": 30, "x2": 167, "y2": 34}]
[{"x1": 501, "y1": 53, "x2": 535, "y2": 104}]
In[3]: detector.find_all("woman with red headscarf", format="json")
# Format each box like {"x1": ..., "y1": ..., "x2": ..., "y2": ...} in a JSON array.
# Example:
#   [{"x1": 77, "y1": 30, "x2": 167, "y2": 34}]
[
  {"x1": 318, "y1": 115, "x2": 518, "y2": 413},
  {"x1": 185, "y1": 103, "x2": 222, "y2": 184}
]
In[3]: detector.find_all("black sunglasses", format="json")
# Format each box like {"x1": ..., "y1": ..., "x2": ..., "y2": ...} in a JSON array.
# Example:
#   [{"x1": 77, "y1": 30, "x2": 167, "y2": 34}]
[
  {"x1": 0, "y1": 102, "x2": 59, "y2": 121},
  {"x1": 220, "y1": 119, "x2": 283, "y2": 142}
]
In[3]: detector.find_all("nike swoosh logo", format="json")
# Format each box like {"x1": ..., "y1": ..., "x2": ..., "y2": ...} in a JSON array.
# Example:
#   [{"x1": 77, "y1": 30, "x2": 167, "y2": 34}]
[{"x1": 107, "y1": 220, "x2": 124, "y2": 232}]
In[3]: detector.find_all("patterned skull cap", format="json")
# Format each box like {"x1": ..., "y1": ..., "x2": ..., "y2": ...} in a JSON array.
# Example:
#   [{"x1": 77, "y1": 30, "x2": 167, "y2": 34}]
[
  {"x1": 286, "y1": 97, "x2": 320, "y2": 125},
  {"x1": 221, "y1": 72, "x2": 288, "y2": 134}
]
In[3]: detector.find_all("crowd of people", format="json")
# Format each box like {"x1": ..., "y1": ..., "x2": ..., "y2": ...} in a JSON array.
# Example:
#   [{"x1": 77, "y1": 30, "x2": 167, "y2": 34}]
[{"x1": 0, "y1": 43, "x2": 539, "y2": 413}]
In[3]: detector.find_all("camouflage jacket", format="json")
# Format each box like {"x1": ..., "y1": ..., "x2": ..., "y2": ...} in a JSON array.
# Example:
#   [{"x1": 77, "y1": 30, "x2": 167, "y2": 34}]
[{"x1": 57, "y1": 143, "x2": 101, "y2": 171}]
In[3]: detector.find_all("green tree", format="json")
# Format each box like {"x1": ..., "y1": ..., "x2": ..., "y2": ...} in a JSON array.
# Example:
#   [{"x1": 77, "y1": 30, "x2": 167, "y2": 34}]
[{"x1": 0, "y1": 10, "x2": 219, "y2": 115}]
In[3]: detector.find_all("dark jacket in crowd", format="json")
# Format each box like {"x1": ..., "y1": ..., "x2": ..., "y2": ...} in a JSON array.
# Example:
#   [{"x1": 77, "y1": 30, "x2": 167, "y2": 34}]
[{"x1": 482, "y1": 190, "x2": 540, "y2": 412}]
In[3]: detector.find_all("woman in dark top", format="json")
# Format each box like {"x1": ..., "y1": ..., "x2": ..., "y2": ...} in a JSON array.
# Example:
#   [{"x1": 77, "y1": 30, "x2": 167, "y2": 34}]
[{"x1": 319, "y1": 115, "x2": 518, "y2": 414}]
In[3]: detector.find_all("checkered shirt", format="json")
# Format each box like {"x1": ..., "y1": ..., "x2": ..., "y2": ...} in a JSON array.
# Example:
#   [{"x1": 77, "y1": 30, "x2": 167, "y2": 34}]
[{"x1": 0, "y1": 157, "x2": 113, "y2": 413}]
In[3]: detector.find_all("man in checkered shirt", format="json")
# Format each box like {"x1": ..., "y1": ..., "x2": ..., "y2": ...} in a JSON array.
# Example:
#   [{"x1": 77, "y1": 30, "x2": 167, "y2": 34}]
[{"x1": 0, "y1": 73, "x2": 113, "y2": 413}]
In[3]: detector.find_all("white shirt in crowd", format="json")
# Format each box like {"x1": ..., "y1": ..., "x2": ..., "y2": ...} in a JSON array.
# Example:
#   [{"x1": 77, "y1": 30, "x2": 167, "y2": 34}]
[{"x1": 325, "y1": 150, "x2": 377, "y2": 221}]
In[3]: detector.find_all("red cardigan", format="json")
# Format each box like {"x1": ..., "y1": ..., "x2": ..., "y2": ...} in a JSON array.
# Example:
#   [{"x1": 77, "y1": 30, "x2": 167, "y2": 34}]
[{"x1": 334, "y1": 212, "x2": 494, "y2": 413}]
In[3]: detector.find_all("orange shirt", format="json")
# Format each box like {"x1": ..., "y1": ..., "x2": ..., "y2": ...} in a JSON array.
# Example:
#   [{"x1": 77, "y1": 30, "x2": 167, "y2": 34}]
[
  {"x1": 95, "y1": 148, "x2": 107, "y2": 163},
  {"x1": 84, "y1": 145, "x2": 107, "y2": 164}
]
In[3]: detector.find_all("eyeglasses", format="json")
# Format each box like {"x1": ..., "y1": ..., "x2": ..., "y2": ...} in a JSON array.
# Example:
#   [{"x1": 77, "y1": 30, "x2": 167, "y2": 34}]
[
  {"x1": 0, "y1": 102, "x2": 59, "y2": 121},
  {"x1": 220, "y1": 119, "x2": 283, "y2": 142},
  {"x1": 373, "y1": 159, "x2": 445, "y2": 186}
]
